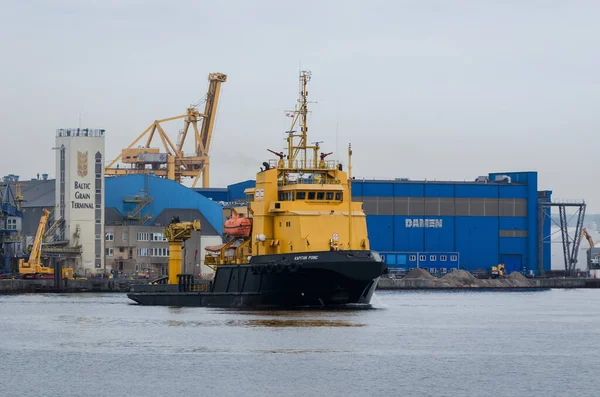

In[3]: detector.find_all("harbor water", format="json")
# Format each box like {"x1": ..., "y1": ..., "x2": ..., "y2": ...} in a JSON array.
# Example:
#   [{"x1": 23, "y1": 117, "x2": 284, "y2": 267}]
[{"x1": 1, "y1": 289, "x2": 598, "y2": 397}]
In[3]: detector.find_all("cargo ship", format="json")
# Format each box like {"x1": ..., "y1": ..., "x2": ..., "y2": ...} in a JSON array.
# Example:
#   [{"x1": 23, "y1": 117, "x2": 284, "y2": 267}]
[{"x1": 127, "y1": 71, "x2": 387, "y2": 308}]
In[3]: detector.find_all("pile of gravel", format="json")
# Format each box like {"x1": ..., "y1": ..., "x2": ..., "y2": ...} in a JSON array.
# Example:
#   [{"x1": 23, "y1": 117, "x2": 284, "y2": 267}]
[
  {"x1": 404, "y1": 268, "x2": 436, "y2": 280},
  {"x1": 440, "y1": 270, "x2": 479, "y2": 287},
  {"x1": 508, "y1": 272, "x2": 528, "y2": 281}
]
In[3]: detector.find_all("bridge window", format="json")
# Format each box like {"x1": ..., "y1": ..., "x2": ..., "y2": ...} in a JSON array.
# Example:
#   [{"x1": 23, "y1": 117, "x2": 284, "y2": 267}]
[
  {"x1": 308, "y1": 192, "x2": 316, "y2": 200},
  {"x1": 326, "y1": 192, "x2": 334, "y2": 200},
  {"x1": 296, "y1": 191, "x2": 306, "y2": 200},
  {"x1": 246, "y1": 193, "x2": 254, "y2": 202},
  {"x1": 279, "y1": 192, "x2": 294, "y2": 201},
  {"x1": 317, "y1": 192, "x2": 325, "y2": 200},
  {"x1": 335, "y1": 192, "x2": 342, "y2": 200}
]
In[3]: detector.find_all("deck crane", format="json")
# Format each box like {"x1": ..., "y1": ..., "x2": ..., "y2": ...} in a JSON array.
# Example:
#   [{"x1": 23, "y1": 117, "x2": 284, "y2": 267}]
[
  {"x1": 104, "y1": 72, "x2": 227, "y2": 188},
  {"x1": 164, "y1": 217, "x2": 201, "y2": 285}
]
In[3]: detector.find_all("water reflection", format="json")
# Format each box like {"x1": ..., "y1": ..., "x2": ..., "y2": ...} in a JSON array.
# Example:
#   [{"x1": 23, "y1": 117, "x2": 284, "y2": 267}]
[{"x1": 244, "y1": 319, "x2": 363, "y2": 327}]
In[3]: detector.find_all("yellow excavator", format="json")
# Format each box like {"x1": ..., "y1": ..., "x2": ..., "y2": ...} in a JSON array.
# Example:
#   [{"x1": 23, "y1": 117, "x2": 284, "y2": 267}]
[
  {"x1": 580, "y1": 228, "x2": 595, "y2": 248},
  {"x1": 491, "y1": 263, "x2": 506, "y2": 279},
  {"x1": 19, "y1": 209, "x2": 73, "y2": 279}
]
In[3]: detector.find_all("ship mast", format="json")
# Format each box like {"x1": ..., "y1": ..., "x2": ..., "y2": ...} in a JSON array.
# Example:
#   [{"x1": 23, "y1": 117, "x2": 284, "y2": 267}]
[
  {"x1": 285, "y1": 71, "x2": 319, "y2": 169},
  {"x1": 348, "y1": 143, "x2": 353, "y2": 250}
]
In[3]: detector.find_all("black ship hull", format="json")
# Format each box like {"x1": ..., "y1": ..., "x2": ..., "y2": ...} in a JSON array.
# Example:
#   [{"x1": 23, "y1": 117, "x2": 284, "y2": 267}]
[{"x1": 127, "y1": 250, "x2": 386, "y2": 309}]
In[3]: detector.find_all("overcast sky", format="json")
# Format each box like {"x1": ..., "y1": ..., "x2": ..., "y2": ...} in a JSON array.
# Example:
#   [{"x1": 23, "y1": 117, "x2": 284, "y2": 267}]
[{"x1": 2, "y1": 1, "x2": 598, "y2": 210}]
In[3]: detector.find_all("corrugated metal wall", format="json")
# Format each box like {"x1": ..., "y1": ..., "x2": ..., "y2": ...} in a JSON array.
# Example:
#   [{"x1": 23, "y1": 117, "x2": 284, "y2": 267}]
[{"x1": 354, "y1": 171, "x2": 548, "y2": 275}]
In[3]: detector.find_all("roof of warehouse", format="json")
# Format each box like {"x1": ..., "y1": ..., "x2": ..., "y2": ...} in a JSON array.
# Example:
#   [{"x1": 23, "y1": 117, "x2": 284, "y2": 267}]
[
  {"x1": 1, "y1": 180, "x2": 56, "y2": 208},
  {"x1": 352, "y1": 178, "x2": 526, "y2": 185},
  {"x1": 105, "y1": 175, "x2": 224, "y2": 235}
]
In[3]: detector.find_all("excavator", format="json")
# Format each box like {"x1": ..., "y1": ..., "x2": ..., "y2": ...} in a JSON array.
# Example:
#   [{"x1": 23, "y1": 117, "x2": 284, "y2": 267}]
[
  {"x1": 491, "y1": 263, "x2": 506, "y2": 279},
  {"x1": 580, "y1": 228, "x2": 595, "y2": 248},
  {"x1": 19, "y1": 209, "x2": 73, "y2": 279}
]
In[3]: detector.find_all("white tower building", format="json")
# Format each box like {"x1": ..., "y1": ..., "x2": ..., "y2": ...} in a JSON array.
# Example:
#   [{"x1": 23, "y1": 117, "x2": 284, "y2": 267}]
[{"x1": 55, "y1": 128, "x2": 105, "y2": 274}]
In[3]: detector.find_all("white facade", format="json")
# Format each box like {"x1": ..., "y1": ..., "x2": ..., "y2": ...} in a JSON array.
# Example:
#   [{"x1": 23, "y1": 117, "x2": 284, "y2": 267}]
[{"x1": 55, "y1": 128, "x2": 105, "y2": 274}]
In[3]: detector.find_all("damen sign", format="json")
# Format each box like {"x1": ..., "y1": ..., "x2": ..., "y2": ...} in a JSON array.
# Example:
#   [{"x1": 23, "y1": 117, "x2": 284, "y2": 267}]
[{"x1": 405, "y1": 219, "x2": 443, "y2": 228}]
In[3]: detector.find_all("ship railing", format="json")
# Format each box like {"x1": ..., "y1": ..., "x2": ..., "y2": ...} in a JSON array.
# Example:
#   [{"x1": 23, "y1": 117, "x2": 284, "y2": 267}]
[
  {"x1": 278, "y1": 176, "x2": 340, "y2": 186},
  {"x1": 268, "y1": 159, "x2": 338, "y2": 170}
]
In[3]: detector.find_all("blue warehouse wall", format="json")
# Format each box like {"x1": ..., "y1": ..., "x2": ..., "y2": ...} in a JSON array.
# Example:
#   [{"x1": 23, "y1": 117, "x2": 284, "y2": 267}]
[
  {"x1": 228, "y1": 180, "x2": 255, "y2": 201},
  {"x1": 105, "y1": 175, "x2": 224, "y2": 235},
  {"x1": 355, "y1": 171, "x2": 549, "y2": 275}
]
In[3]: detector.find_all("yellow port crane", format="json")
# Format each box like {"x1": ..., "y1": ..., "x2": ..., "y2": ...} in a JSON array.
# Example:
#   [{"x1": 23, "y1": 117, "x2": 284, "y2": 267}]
[
  {"x1": 164, "y1": 217, "x2": 201, "y2": 284},
  {"x1": 105, "y1": 72, "x2": 227, "y2": 188}
]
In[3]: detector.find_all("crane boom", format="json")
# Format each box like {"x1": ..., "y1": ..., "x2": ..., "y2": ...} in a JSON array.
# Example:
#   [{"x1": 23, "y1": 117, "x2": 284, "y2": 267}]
[
  {"x1": 28, "y1": 209, "x2": 50, "y2": 266},
  {"x1": 581, "y1": 227, "x2": 595, "y2": 248},
  {"x1": 199, "y1": 73, "x2": 227, "y2": 156}
]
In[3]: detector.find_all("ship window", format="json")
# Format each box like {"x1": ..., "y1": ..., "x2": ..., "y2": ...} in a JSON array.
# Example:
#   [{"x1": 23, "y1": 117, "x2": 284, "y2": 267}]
[
  {"x1": 246, "y1": 194, "x2": 254, "y2": 202},
  {"x1": 335, "y1": 192, "x2": 342, "y2": 200},
  {"x1": 326, "y1": 192, "x2": 334, "y2": 200},
  {"x1": 279, "y1": 222, "x2": 282, "y2": 227},
  {"x1": 296, "y1": 191, "x2": 306, "y2": 200},
  {"x1": 317, "y1": 192, "x2": 325, "y2": 200},
  {"x1": 308, "y1": 192, "x2": 316, "y2": 200},
  {"x1": 430, "y1": 255, "x2": 436, "y2": 261},
  {"x1": 440, "y1": 255, "x2": 447, "y2": 261},
  {"x1": 419, "y1": 255, "x2": 426, "y2": 261},
  {"x1": 409, "y1": 255, "x2": 416, "y2": 261},
  {"x1": 450, "y1": 255, "x2": 458, "y2": 261}
]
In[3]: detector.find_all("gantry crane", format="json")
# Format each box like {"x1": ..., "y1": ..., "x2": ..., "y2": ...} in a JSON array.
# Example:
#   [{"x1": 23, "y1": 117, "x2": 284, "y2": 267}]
[
  {"x1": 164, "y1": 217, "x2": 201, "y2": 284},
  {"x1": 105, "y1": 72, "x2": 227, "y2": 188}
]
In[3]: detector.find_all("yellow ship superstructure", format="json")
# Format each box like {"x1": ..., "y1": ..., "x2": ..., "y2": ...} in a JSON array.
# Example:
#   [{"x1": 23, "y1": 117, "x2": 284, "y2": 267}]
[{"x1": 247, "y1": 150, "x2": 369, "y2": 255}]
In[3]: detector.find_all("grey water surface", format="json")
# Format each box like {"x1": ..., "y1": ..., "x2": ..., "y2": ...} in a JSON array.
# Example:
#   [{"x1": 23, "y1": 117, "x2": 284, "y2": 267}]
[{"x1": 1, "y1": 289, "x2": 598, "y2": 397}]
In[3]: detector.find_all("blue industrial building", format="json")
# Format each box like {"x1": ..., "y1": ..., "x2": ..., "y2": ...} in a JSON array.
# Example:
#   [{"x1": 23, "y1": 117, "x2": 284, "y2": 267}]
[
  {"x1": 193, "y1": 180, "x2": 255, "y2": 204},
  {"x1": 105, "y1": 176, "x2": 224, "y2": 234},
  {"x1": 213, "y1": 171, "x2": 552, "y2": 276}
]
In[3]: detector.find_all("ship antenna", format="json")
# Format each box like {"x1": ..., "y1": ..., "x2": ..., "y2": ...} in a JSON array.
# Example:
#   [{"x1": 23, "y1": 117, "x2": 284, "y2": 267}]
[
  {"x1": 348, "y1": 143, "x2": 353, "y2": 250},
  {"x1": 285, "y1": 70, "x2": 313, "y2": 169}
]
